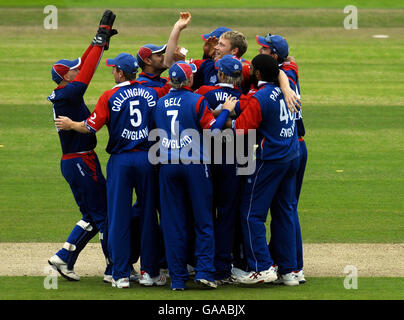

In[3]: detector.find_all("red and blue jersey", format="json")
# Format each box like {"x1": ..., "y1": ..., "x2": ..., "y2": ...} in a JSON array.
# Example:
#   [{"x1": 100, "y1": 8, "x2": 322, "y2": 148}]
[
  {"x1": 152, "y1": 87, "x2": 229, "y2": 163},
  {"x1": 48, "y1": 45, "x2": 103, "y2": 155},
  {"x1": 281, "y1": 61, "x2": 305, "y2": 138},
  {"x1": 84, "y1": 80, "x2": 158, "y2": 154},
  {"x1": 136, "y1": 71, "x2": 169, "y2": 88},
  {"x1": 234, "y1": 82, "x2": 299, "y2": 162}
]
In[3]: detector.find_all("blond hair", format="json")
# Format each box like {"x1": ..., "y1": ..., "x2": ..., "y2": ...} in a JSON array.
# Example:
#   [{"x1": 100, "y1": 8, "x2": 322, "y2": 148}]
[{"x1": 220, "y1": 31, "x2": 248, "y2": 58}]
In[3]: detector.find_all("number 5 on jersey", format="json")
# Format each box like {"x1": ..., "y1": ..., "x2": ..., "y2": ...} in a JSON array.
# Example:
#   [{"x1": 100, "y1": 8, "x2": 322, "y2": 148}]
[{"x1": 130, "y1": 100, "x2": 142, "y2": 127}]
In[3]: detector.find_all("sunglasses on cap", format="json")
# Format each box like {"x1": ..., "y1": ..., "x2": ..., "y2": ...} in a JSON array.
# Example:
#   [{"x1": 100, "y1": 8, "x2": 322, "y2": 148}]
[{"x1": 264, "y1": 33, "x2": 279, "y2": 55}]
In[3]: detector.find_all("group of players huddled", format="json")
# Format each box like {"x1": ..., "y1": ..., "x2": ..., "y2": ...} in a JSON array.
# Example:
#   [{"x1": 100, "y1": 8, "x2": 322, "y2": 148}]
[{"x1": 48, "y1": 10, "x2": 307, "y2": 290}]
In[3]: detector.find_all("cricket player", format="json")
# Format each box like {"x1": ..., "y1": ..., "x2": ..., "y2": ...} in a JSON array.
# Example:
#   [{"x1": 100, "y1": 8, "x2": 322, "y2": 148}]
[
  {"x1": 47, "y1": 10, "x2": 117, "y2": 282},
  {"x1": 136, "y1": 43, "x2": 169, "y2": 87},
  {"x1": 195, "y1": 55, "x2": 245, "y2": 284},
  {"x1": 150, "y1": 60, "x2": 238, "y2": 290},
  {"x1": 230, "y1": 54, "x2": 300, "y2": 286},
  {"x1": 256, "y1": 33, "x2": 307, "y2": 284},
  {"x1": 55, "y1": 53, "x2": 164, "y2": 289}
]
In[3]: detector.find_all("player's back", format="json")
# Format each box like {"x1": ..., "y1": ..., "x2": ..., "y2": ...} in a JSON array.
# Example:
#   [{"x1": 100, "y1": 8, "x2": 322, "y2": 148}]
[
  {"x1": 154, "y1": 88, "x2": 210, "y2": 163},
  {"x1": 48, "y1": 82, "x2": 97, "y2": 154},
  {"x1": 91, "y1": 81, "x2": 158, "y2": 154},
  {"x1": 196, "y1": 84, "x2": 242, "y2": 110},
  {"x1": 253, "y1": 83, "x2": 299, "y2": 162}
]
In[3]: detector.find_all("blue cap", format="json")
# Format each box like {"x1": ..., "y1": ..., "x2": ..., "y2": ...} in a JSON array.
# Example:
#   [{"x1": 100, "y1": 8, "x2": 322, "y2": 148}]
[
  {"x1": 215, "y1": 54, "x2": 243, "y2": 77},
  {"x1": 256, "y1": 34, "x2": 289, "y2": 59},
  {"x1": 201, "y1": 27, "x2": 232, "y2": 41},
  {"x1": 169, "y1": 60, "x2": 197, "y2": 84},
  {"x1": 106, "y1": 53, "x2": 139, "y2": 74},
  {"x1": 51, "y1": 58, "x2": 81, "y2": 84}
]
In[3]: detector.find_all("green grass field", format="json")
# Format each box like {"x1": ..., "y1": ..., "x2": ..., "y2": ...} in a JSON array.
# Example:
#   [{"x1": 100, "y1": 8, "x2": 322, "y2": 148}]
[
  {"x1": 0, "y1": 0, "x2": 403, "y2": 303},
  {"x1": 1, "y1": 277, "x2": 404, "y2": 300}
]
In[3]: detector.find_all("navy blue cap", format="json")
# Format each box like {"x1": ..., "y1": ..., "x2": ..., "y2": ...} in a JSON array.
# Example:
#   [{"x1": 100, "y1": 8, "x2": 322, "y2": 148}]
[
  {"x1": 256, "y1": 34, "x2": 289, "y2": 59},
  {"x1": 169, "y1": 60, "x2": 197, "y2": 84},
  {"x1": 106, "y1": 53, "x2": 139, "y2": 74},
  {"x1": 215, "y1": 54, "x2": 242, "y2": 77},
  {"x1": 201, "y1": 27, "x2": 232, "y2": 41}
]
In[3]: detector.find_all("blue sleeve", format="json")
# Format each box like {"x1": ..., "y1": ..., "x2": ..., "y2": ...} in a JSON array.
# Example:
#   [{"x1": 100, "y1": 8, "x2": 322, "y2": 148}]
[{"x1": 210, "y1": 109, "x2": 230, "y2": 130}]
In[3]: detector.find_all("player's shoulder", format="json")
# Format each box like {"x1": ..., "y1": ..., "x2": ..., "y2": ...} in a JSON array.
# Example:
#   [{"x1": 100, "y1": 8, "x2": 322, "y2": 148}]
[
  {"x1": 195, "y1": 85, "x2": 219, "y2": 95},
  {"x1": 281, "y1": 60, "x2": 298, "y2": 74}
]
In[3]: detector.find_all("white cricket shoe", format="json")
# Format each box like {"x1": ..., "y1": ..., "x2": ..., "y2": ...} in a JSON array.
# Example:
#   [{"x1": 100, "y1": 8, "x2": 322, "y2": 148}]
[
  {"x1": 48, "y1": 255, "x2": 80, "y2": 281},
  {"x1": 103, "y1": 274, "x2": 113, "y2": 283},
  {"x1": 139, "y1": 270, "x2": 167, "y2": 286},
  {"x1": 231, "y1": 266, "x2": 249, "y2": 278},
  {"x1": 273, "y1": 272, "x2": 300, "y2": 286},
  {"x1": 195, "y1": 279, "x2": 217, "y2": 289},
  {"x1": 295, "y1": 270, "x2": 306, "y2": 284},
  {"x1": 235, "y1": 265, "x2": 278, "y2": 284},
  {"x1": 112, "y1": 277, "x2": 130, "y2": 288},
  {"x1": 129, "y1": 269, "x2": 140, "y2": 282},
  {"x1": 216, "y1": 276, "x2": 236, "y2": 285},
  {"x1": 160, "y1": 268, "x2": 170, "y2": 278}
]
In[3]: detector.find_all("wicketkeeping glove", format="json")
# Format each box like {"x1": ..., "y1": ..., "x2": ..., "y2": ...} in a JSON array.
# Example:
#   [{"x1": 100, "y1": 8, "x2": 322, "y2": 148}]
[
  {"x1": 92, "y1": 10, "x2": 118, "y2": 50},
  {"x1": 92, "y1": 28, "x2": 118, "y2": 50},
  {"x1": 99, "y1": 9, "x2": 116, "y2": 30}
]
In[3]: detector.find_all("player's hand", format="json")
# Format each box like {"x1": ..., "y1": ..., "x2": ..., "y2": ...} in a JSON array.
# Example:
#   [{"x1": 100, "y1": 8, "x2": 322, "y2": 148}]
[
  {"x1": 99, "y1": 9, "x2": 116, "y2": 30},
  {"x1": 93, "y1": 10, "x2": 118, "y2": 50},
  {"x1": 173, "y1": 46, "x2": 187, "y2": 61},
  {"x1": 203, "y1": 36, "x2": 218, "y2": 59},
  {"x1": 92, "y1": 28, "x2": 118, "y2": 50},
  {"x1": 55, "y1": 116, "x2": 73, "y2": 131},
  {"x1": 283, "y1": 87, "x2": 301, "y2": 113},
  {"x1": 174, "y1": 11, "x2": 191, "y2": 31},
  {"x1": 222, "y1": 96, "x2": 238, "y2": 112}
]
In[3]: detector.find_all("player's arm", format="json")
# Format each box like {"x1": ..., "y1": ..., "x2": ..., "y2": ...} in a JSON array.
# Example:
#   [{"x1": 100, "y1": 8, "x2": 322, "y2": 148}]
[
  {"x1": 199, "y1": 96, "x2": 237, "y2": 130},
  {"x1": 225, "y1": 96, "x2": 262, "y2": 133},
  {"x1": 164, "y1": 11, "x2": 192, "y2": 68},
  {"x1": 55, "y1": 116, "x2": 90, "y2": 133},
  {"x1": 278, "y1": 70, "x2": 301, "y2": 113},
  {"x1": 57, "y1": 91, "x2": 110, "y2": 133}
]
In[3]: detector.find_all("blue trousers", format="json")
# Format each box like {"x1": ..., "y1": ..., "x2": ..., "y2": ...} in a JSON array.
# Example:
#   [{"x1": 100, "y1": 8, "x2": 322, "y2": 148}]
[
  {"x1": 269, "y1": 139, "x2": 307, "y2": 271},
  {"x1": 240, "y1": 157, "x2": 299, "y2": 274},
  {"x1": 58, "y1": 151, "x2": 109, "y2": 271},
  {"x1": 159, "y1": 163, "x2": 215, "y2": 289},
  {"x1": 106, "y1": 151, "x2": 159, "y2": 280},
  {"x1": 211, "y1": 162, "x2": 242, "y2": 280},
  {"x1": 131, "y1": 165, "x2": 166, "y2": 275}
]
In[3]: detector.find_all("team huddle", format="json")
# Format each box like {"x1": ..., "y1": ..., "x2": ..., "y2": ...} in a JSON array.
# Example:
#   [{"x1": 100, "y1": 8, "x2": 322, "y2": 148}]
[{"x1": 47, "y1": 10, "x2": 307, "y2": 291}]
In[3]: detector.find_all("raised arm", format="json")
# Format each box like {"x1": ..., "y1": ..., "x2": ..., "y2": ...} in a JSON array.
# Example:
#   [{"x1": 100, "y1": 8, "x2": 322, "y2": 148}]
[{"x1": 164, "y1": 12, "x2": 192, "y2": 68}]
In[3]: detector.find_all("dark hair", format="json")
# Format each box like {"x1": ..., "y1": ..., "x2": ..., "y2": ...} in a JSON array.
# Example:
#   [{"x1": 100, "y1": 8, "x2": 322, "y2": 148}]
[
  {"x1": 137, "y1": 57, "x2": 146, "y2": 69},
  {"x1": 116, "y1": 67, "x2": 137, "y2": 81},
  {"x1": 251, "y1": 54, "x2": 279, "y2": 83}
]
